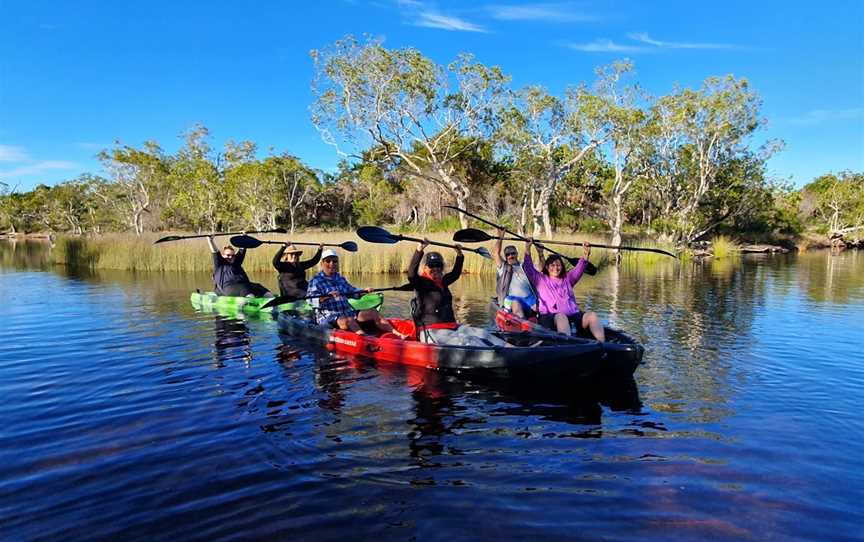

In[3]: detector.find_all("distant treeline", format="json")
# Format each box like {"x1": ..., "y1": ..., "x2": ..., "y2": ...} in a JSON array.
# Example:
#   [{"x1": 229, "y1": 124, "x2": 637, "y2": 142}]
[{"x1": 1, "y1": 36, "x2": 862, "y2": 246}]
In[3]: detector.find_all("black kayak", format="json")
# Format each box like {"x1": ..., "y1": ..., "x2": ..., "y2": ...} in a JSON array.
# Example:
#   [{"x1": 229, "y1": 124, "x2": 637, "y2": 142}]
[{"x1": 277, "y1": 312, "x2": 608, "y2": 385}]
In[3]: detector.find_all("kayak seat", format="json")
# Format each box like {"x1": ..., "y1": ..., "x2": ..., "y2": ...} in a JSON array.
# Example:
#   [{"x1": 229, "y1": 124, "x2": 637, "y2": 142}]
[{"x1": 389, "y1": 319, "x2": 417, "y2": 340}]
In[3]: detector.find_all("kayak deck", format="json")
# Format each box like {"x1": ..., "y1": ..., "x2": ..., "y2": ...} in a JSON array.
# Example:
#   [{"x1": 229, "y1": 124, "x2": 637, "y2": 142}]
[{"x1": 191, "y1": 291, "x2": 384, "y2": 316}]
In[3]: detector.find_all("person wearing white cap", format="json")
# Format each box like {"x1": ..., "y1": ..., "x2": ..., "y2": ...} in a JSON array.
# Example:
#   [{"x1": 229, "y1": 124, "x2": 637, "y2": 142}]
[
  {"x1": 272, "y1": 241, "x2": 323, "y2": 299},
  {"x1": 306, "y1": 248, "x2": 407, "y2": 337}
]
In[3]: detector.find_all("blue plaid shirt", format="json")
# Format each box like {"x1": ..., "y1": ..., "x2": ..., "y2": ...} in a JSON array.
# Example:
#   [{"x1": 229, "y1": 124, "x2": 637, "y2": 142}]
[{"x1": 307, "y1": 271, "x2": 359, "y2": 325}]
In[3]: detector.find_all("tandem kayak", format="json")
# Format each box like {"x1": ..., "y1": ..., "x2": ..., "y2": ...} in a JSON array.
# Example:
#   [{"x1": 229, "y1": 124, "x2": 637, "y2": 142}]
[
  {"x1": 277, "y1": 312, "x2": 607, "y2": 383},
  {"x1": 493, "y1": 307, "x2": 645, "y2": 379},
  {"x1": 190, "y1": 291, "x2": 384, "y2": 316}
]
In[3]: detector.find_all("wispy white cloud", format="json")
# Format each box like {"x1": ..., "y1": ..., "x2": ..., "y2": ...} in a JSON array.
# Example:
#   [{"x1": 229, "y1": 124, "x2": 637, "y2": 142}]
[
  {"x1": 568, "y1": 39, "x2": 644, "y2": 53},
  {"x1": 628, "y1": 32, "x2": 736, "y2": 50},
  {"x1": 785, "y1": 108, "x2": 864, "y2": 126},
  {"x1": 488, "y1": 2, "x2": 597, "y2": 22},
  {"x1": 0, "y1": 160, "x2": 79, "y2": 177},
  {"x1": 395, "y1": 1, "x2": 487, "y2": 33},
  {"x1": 0, "y1": 145, "x2": 30, "y2": 162},
  {"x1": 416, "y1": 12, "x2": 488, "y2": 32}
]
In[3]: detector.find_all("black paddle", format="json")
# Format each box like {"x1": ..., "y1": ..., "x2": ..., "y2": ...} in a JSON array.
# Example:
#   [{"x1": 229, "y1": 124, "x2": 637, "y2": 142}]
[
  {"x1": 443, "y1": 207, "x2": 597, "y2": 275},
  {"x1": 356, "y1": 226, "x2": 492, "y2": 259},
  {"x1": 453, "y1": 228, "x2": 678, "y2": 258},
  {"x1": 261, "y1": 283, "x2": 414, "y2": 310},
  {"x1": 154, "y1": 228, "x2": 287, "y2": 244},
  {"x1": 230, "y1": 235, "x2": 358, "y2": 252}
]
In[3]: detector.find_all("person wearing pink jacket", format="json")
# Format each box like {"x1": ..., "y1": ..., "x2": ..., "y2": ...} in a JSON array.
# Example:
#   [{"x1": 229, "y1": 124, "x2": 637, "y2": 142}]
[{"x1": 522, "y1": 239, "x2": 605, "y2": 342}]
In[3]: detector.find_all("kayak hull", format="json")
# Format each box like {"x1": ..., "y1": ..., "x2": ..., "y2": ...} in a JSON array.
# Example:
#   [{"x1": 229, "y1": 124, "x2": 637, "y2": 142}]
[
  {"x1": 277, "y1": 313, "x2": 606, "y2": 382},
  {"x1": 191, "y1": 291, "x2": 384, "y2": 316},
  {"x1": 494, "y1": 308, "x2": 644, "y2": 379}
]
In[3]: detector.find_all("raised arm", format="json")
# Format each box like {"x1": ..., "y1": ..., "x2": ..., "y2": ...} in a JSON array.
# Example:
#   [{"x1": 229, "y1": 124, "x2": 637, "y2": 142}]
[
  {"x1": 493, "y1": 228, "x2": 504, "y2": 267},
  {"x1": 521, "y1": 245, "x2": 542, "y2": 286},
  {"x1": 566, "y1": 242, "x2": 590, "y2": 286},
  {"x1": 444, "y1": 244, "x2": 464, "y2": 286},
  {"x1": 234, "y1": 247, "x2": 246, "y2": 265},
  {"x1": 407, "y1": 239, "x2": 428, "y2": 284},
  {"x1": 272, "y1": 244, "x2": 287, "y2": 269},
  {"x1": 300, "y1": 245, "x2": 323, "y2": 270},
  {"x1": 206, "y1": 235, "x2": 218, "y2": 254}
]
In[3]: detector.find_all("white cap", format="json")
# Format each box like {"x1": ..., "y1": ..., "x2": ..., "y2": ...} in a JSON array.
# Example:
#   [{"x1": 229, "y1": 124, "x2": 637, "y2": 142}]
[{"x1": 322, "y1": 248, "x2": 339, "y2": 260}]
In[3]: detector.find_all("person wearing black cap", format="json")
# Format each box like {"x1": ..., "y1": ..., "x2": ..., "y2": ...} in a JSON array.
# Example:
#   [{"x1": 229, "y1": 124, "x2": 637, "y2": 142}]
[
  {"x1": 272, "y1": 242, "x2": 323, "y2": 299},
  {"x1": 408, "y1": 238, "x2": 509, "y2": 347},
  {"x1": 206, "y1": 234, "x2": 273, "y2": 298}
]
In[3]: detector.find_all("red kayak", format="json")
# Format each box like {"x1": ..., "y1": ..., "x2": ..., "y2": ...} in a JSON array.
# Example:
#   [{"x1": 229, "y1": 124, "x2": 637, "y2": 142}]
[
  {"x1": 494, "y1": 308, "x2": 645, "y2": 379},
  {"x1": 277, "y1": 312, "x2": 607, "y2": 383}
]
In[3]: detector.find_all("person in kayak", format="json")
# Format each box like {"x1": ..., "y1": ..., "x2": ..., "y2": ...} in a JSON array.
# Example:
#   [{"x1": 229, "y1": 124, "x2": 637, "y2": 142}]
[
  {"x1": 307, "y1": 249, "x2": 407, "y2": 337},
  {"x1": 207, "y1": 235, "x2": 273, "y2": 298},
  {"x1": 494, "y1": 228, "x2": 538, "y2": 318},
  {"x1": 272, "y1": 242, "x2": 323, "y2": 300},
  {"x1": 522, "y1": 238, "x2": 605, "y2": 342},
  {"x1": 409, "y1": 239, "x2": 510, "y2": 347}
]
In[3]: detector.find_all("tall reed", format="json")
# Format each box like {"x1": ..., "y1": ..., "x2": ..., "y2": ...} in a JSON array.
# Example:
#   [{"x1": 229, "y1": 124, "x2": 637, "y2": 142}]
[{"x1": 49, "y1": 231, "x2": 679, "y2": 274}]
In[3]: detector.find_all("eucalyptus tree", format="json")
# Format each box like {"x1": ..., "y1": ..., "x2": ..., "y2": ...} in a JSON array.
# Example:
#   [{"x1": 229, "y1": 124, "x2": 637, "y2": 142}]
[
  {"x1": 496, "y1": 78, "x2": 610, "y2": 236},
  {"x1": 647, "y1": 76, "x2": 776, "y2": 244},
  {"x1": 97, "y1": 141, "x2": 169, "y2": 235},
  {"x1": 310, "y1": 35, "x2": 509, "y2": 228},
  {"x1": 590, "y1": 60, "x2": 650, "y2": 255},
  {"x1": 802, "y1": 172, "x2": 864, "y2": 240},
  {"x1": 167, "y1": 125, "x2": 224, "y2": 232}
]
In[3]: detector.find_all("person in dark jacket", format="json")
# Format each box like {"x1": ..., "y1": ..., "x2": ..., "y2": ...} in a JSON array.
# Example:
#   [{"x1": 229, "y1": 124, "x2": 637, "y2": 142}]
[
  {"x1": 408, "y1": 239, "x2": 508, "y2": 346},
  {"x1": 272, "y1": 242, "x2": 322, "y2": 299},
  {"x1": 206, "y1": 235, "x2": 272, "y2": 297}
]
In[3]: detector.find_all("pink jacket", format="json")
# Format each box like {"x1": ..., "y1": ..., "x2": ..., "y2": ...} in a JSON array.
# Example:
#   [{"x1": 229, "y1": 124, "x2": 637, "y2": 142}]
[{"x1": 522, "y1": 252, "x2": 587, "y2": 315}]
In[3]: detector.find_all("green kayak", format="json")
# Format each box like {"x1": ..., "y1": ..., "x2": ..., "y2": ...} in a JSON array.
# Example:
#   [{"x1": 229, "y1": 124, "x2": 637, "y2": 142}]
[{"x1": 190, "y1": 290, "x2": 384, "y2": 316}]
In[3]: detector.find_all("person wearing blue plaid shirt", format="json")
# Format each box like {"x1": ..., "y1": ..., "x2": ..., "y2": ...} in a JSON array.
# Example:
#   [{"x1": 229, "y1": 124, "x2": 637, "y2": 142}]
[{"x1": 307, "y1": 249, "x2": 407, "y2": 338}]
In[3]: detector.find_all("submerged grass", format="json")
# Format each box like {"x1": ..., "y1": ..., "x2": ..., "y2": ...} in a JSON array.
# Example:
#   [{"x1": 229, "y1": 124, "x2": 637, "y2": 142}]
[{"x1": 50, "y1": 230, "x2": 680, "y2": 274}]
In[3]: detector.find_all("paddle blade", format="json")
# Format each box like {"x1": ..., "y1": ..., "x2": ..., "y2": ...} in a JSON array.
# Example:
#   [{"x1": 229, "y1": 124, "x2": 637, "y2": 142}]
[
  {"x1": 262, "y1": 294, "x2": 298, "y2": 309},
  {"x1": 154, "y1": 235, "x2": 184, "y2": 244},
  {"x1": 356, "y1": 226, "x2": 398, "y2": 244},
  {"x1": 340, "y1": 241, "x2": 359, "y2": 252},
  {"x1": 564, "y1": 255, "x2": 598, "y2": 275},
  {"x1": 229, "y1": 235, "x2": 264, "y2": 249},
  {"x1": 269, "y1": 228, "x2": 288, "y2": 234},
  {"x1": 453, "y1": 228, "x2": 492, "y2": 243},
  {"x1": 475, "y1": 247, "x2": 493, "y2": 260}
]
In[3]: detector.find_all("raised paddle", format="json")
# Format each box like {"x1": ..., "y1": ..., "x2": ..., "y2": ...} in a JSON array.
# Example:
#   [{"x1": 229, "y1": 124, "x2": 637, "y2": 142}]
[
  {"x1": 356, "y1": 226, "x2": 492, "y2": 259},
  {"x1": 453, "y1": 228, "x2": 678, "y2": 258},
  {"x1": 443, "y1": 206, "x2": 597, "y2": 275},
  {"x1": 154, "y1": 228, "x2": 287, "y2": 244},
  {"x1": 230, "y1": 235, "x2": 358, "y2": 252},
  {"x1": 261, "y1": 283, "x2": 415, "y2": 310}
]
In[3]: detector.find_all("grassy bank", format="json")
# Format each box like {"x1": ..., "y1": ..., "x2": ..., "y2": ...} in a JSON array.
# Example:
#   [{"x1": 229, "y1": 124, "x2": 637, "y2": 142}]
[{"x1": 48, "y1": 231, "x2": 681, "y2": 274}]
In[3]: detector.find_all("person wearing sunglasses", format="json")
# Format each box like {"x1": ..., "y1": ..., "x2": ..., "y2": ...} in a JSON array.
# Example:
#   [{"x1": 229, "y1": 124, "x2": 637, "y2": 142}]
[
  {"x1": 408, "y1": 238, "x2": 509, "y2": 347},
  {"x1": 207, "y1": 234, "x2": 273, "y2": 298},
  {"x1": 307, "y1": 249, "x2": 405, "y2": 337},
  {"x1": 493, "y1": 228, "x2": 538, "y2": 318}
]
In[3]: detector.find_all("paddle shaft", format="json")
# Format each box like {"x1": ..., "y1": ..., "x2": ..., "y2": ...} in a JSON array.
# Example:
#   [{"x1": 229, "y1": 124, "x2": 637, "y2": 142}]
[
  {"x1": 496, "y1": 235, "x2": 676, "y2": 258},
  {"x1": 154, "y1": 228, "x2": 286, "y2": 244},
  {"x1": 444, "y1": 206, "x2": 579, "y2": 263},
  {"x1": 393, "y1": 233, "x2": 481, "y2": 256}
]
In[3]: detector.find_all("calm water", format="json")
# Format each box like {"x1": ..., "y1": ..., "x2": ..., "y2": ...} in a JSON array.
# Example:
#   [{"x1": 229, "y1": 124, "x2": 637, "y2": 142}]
[{"x1": 1, "y1": 243, "x2": 863, "y2": 541}]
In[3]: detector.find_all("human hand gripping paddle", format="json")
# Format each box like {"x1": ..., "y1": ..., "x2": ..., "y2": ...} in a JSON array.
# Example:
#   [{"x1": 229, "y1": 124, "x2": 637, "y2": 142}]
[
  {"x1": 230, "y1": 235, "x2": 358, "y2": 252},
  {"x1": 153, "y1": 228, "x2": 287, "y2": 244},
  {"x1": 452, "y1": 228, "x2": 678, "y2": 259},
  {"x1": 356, "y1": 226, "x2": 492, "y2": 259},
  {"x1": 261, "y1": 283, "x2": 414, "y2": 310},
  {"x1": 442, "y1": 206, "x2": 599, "y2": 275}
]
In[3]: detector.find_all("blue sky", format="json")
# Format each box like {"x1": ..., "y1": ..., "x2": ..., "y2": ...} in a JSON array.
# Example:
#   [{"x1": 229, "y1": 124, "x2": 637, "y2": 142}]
[{"x1": 1, "y1": 0, "x2": 862, "y2": 191}]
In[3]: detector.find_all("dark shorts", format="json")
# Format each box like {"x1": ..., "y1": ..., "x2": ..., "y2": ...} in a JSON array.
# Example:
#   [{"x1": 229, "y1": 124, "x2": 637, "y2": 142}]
[
  {"x1": 538, "y1": 311, "x2": 585, "y2": 332},
  {"x1": 219, "y1": 282, "x2": 271, "y2": 297}
]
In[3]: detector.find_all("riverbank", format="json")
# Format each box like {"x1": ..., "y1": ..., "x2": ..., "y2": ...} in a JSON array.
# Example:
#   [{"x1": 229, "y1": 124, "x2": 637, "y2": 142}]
[{"x1": 9, "y1": 231, "x2": 681, "y2": 273}]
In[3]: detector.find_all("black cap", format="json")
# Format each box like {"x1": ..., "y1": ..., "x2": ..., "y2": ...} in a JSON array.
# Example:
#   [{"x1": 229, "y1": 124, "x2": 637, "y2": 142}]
[{"x1": 424, "y1": 251, "x2": 444, "y2": 267}]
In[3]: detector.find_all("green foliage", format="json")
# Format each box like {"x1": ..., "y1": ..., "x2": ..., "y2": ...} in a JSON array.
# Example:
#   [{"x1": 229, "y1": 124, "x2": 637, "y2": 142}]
[{"x1": 426, "y1": 215, "x2": 463, "y2": 232}]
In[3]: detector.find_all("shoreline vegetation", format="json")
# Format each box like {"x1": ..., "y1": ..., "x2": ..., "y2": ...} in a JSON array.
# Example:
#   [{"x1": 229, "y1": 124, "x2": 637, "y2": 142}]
[
  {"x1": 2, "y1": 36, "x2": 861, "y2": 257},
  {"x1": 5, "y1": 231, "x2": 688, "y2": 273}
]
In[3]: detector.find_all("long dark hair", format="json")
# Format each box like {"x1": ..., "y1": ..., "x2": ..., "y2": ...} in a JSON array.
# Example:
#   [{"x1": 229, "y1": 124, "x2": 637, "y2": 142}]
[{"x1": 542, "y1": 254, "x2": 567, "y2": 277}]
